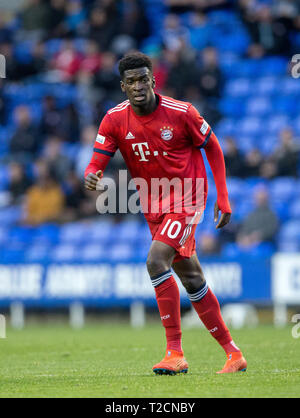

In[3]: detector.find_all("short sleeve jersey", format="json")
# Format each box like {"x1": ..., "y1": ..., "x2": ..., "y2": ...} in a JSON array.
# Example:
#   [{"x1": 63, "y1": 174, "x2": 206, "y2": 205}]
[{"x1": 93, "y1": 94, "x2": 212, "y2": 222}]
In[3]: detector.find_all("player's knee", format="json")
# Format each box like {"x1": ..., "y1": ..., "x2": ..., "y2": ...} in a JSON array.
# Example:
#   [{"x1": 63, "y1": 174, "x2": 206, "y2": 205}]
[
  {"x1": 146, "y1": 252, "x2": 170, "y2": 278},
  {"x1": 180, "y1": 271, "x2": 206, "y2": 294}
]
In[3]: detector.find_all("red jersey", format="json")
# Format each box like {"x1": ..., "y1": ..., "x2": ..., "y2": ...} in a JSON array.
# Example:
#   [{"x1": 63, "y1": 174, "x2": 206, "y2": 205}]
[{"x1": 86, "y1": 94, "x2": 230, "y2": 222}]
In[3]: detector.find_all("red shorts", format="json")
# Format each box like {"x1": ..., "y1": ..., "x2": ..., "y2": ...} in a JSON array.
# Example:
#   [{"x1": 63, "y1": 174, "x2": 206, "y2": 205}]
[{"x1": 147, "y1": 212, "x2": 203, "y2": 263}]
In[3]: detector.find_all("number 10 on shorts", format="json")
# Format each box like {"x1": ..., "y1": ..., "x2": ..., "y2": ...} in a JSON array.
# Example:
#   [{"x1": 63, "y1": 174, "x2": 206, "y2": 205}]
[{"x1": 160, "y1": 219, "x2": 182, "y2": 239}]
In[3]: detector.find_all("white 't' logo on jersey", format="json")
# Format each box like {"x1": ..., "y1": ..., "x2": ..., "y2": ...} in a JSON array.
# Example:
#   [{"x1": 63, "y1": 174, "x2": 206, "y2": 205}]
[{"x1": 132, "y1": 142, "x2": 150, "y2": 162}]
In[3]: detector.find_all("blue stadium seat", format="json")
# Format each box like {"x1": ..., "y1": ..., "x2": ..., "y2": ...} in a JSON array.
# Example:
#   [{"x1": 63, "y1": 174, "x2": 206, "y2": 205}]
[
  {"x1": 219, "y1": 98, "x2": 245, "y2": 117},
  {"x1": 0, "y1": 165, "x2": 9, "y2": 191},
  {"x1": 279, "y1": 77, "x2": 300, "y2": 95},
  {"x1": 265, "y1": 114, "x2": 289, "y2": 134},
  {"x1": 79, "y1": 244, "x2": 107, "y2": 261},
  {"x1": 235, "y1": 117, "x2": 261, "y2": 136},
  {"x1": 0, "y1": 206, "x2": 22, "y2": 226},
  {"x1": 277, "y1": 241, "x2": 299, "y2": 252},
  {"x1": 9, "y1": 225, "x2": 35, "y2": 244},
  {"x1": 254, "y1": 76, "x2": 279, "y2": 95},
  {"x1": 25, "y1": 244, "x2": 51, "y2": 262},
  {"x1": 32, "y1": 224, "x2": 60, "y2": 245},
  {"x1": 289, "y1": 199, "x2": 300, "y2": 220},
  {"x1": 0, "y1": 227, "x2": 9, "y2": 246},
  {"x1": 214, "y1": 118, "x2": 237, "y2": 137},
  {"x1": 269, "y1": 177, "x2": 297, "y2": 201},
  {"x1": 222, "y1": 242, "x2": 275, "y2": 257},
  {"x1": 51, "y1": 244, "x2": 78, "y2": 262},
  {"x1": 45, "y1": 39, "x2": 63, "y2": 56},
  {"x1": 0, "y1": 248, "x2": 26, "y2": 263},
  {"x1": 226, "y1": 178, "x2": 249, "y2": 200},
  {"x1": 224, "y1": 78, "x2": 251, "y2": 98},
  {"x1": 88, "y1": 221, "x2": 116, "y2": 243},
  {"x1": 59, "y1": 222, "x2": 91, "y2": 244},
  {"x1": 117, "y1": 220, "x2": 141, "y2": 243},
  {"x1": 279, "y1": 220, "x2": 300, "y2": 241},
  {"x1": 246, "y1": 97, "x2": 271, "y2": 116},
  {"x1": 260, "y1": 135, "x2": 277, "y2": 155},
  {"x1": 110, "y1": 243, "x2": 134, "y2": 261}
]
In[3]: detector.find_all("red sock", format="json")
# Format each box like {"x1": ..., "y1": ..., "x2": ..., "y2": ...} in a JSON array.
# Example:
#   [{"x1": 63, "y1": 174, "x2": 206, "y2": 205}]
[
  {"x1": 154, "y1": 275, "x2": 182, "y2": 353},
  {"x1": 191, "y1": 287, "x2": 240, "y2": 354}
]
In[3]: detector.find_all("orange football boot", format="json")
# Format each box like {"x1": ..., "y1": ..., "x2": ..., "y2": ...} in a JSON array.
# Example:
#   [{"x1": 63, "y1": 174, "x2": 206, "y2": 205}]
[
  {"x1": 216, "y1": 351, "x2": 247, "y2": 374},
  {"x1": 152, "y1": 349, "x2": 188, "y2": 375}
]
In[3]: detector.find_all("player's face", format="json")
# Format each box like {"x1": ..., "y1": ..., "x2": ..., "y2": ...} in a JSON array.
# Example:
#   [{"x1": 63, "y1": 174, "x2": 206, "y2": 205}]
[{"x1": 121, "y1": 67, "x2": 156, "y2": 109}]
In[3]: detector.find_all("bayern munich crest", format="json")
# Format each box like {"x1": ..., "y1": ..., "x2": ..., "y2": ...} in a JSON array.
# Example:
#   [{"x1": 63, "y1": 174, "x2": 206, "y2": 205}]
[{"x1": 160, "y1": 126, "x2": 173, "y2": 141}]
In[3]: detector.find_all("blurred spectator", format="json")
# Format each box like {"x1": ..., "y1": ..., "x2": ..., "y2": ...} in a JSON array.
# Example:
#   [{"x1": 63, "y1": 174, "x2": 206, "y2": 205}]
[
  {"x1": 0, "y1": 15, "x2": 12, "y2": 43},
  {"x1": 272, "y1": 0, "x2": 300, "y2": 31},
  {"x1": 245, "y1": 5, "x2": 291, "y2": 56},
  {"x1": 166, "y1": 0, "x2": 230, "y2": 14},
  {"x1": 93, "y1": 52, "x2": 121, "y2": 103},
  {"x1": 151, "y1": 56, "x2": 169, "y2": 93},
  {"x1": 27, "y1": 41, "x2": 47, "y2": 78},
  {"x1": 184, "y1": 87, "x2": 222, "y2": 126},
  {"x1": 64, "y1": 0, "x2": 86, "y2": 36},
  {"x1": 197, "y1": 47, "x2": 222, "y2": 99},
  {"x1": 23, "y1": 159, "x2": 65, "y2": 225},
  {"x1": 51, "y1": 39, "x2": 83, "y2": 82},
  {"x1": 272, "y1": 128, "x2": 300, "y2": 177},
  {"x1": 48, "y1": 0, "x2": 67, "y2": 38},
  {"x1": 224, "y1": 137, "x2": 245, "y2": 177},
  {"x1": 40, "y1": 95, "x2": 63, "y2": 138},
  {"x1": 0, "y1": 81, "x2": 6, "y2": 125},
  {"x1": 63, "y1": 170, "x2": 90, "y2": 221},
  {"x1": 198, "y1": 232, "x2": 221, "y2": 255},
  {"x1": 120, "y1": 0, "x2": 150, "y2": 47},
  {"x1": 87, "y1": 7, "x2": 119, "y2": 50},
  {"x1": 242, "y1": 148, "x2": 263, "y2": 178},
  {"x1": 164, "y1": 48, "x2": 198, "y2": 99},
  {"x1": 161, "y1": 14, "x2": 189, "y2": 51},
  {"x1": 75, "y1": 125, "x2": 97, "y2": 177},
  {"x1": 43, "y1": 136, "x2": 72, "y2": 182},
  {"x1": 237, "y1": 185, "x2": 278, "y2": 247},
  {"x1": 10, "y1": 106, "x2": 39, "y2": 163},
  {"x1": 165, "y1": 0, "x2": 196, "y2": 14},
  {"x1": 188, "y1": 12, "x2": 212, "y2": 51},
  {"x1": 80, "y1": 40, "x2": 102, "y2": 75},
  {"x1": 0, "y1": 40, "x2": 46, "y2": 81},
  {"x1": 58, "y1": 103, "x2": 81, "y2": 142},
  {"x1": 20, "y1": 0, "x2": 52, "y2": 40},
  {"x1": 40, "y1": 97, "x2": 80, "y2": 142},
  {"x1": 259, "y1": 158, "x2": 278, "y2": 180},
  {"x1": 9, "y1": 162, "x2": 32, "y2": 204}
]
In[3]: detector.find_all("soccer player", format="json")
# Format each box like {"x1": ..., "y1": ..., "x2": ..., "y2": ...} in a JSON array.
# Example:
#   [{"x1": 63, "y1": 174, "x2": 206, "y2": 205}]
[{"x1": 84, "y1": 52, "x2": 247, "y2": 375}]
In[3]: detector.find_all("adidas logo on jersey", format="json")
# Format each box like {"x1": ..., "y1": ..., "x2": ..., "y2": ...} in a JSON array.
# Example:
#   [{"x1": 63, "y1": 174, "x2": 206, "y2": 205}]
[{"x1": 125, "y1": 132, "x2": 135, "y2": 139}]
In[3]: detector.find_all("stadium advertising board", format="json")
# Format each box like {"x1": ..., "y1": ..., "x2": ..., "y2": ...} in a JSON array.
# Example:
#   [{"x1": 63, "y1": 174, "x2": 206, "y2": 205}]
[{"x1": 0, "y1": 257, "x2": 271, "y2": 307}]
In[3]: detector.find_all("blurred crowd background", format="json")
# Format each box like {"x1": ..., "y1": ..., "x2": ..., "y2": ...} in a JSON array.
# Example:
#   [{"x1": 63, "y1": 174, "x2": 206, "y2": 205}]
[{"x1": 0, "y1": 0, "x2": 300, "y2": 263}]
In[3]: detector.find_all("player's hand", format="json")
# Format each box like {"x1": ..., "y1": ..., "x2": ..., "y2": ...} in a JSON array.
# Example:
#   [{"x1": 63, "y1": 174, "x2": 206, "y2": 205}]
[
  {"x1": 84, "y1": 170, "x2": 103, "y2": 191},
  {"x1": 214, "y1": 202, "x2": 231, "y2": 229}
]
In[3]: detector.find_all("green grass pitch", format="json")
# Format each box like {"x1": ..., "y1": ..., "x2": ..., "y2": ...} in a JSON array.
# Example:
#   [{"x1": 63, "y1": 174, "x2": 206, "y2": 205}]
[{"x1": 0, "y1": 323, "x2": 299, "y2": 398}]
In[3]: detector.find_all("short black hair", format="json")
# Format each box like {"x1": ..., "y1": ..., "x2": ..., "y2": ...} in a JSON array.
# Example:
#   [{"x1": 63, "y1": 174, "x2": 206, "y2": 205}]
[{"x1": 118, "y1": 52, "x2": 153, "y2": 79}]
